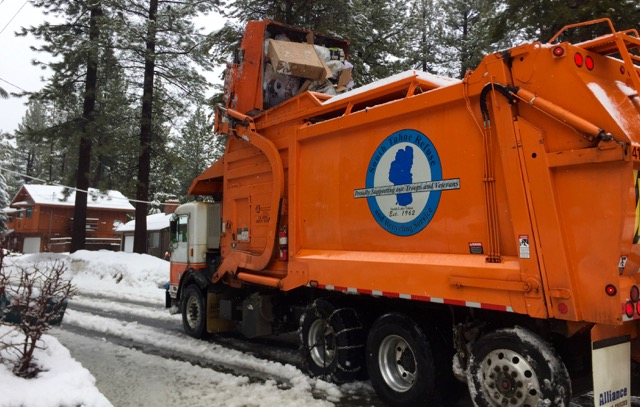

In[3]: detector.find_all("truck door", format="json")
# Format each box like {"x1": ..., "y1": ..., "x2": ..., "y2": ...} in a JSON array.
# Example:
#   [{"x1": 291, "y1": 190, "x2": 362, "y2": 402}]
[{"x1": 171, "y1": 214, "x2": 189, "y2": 265}]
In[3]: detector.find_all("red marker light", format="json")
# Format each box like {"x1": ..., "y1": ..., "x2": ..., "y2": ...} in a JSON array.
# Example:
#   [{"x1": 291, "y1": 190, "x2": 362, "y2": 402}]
[
  {"x1": 632, "y1": 285, "x2": 640, "y2": 302},
  {"x1": 625, "y1": 301, "x2": 635, "y2": 318},
  {"x1": 585, "y1": 56, "x2": 595, "y2": 70},
  {"x1": 558, "y1": 303, "x2": 568, "y2": 314},
  {"x1": 621, "y1": 66, "x2": 626, "y2": 74},
  {"x1": 605, "y1": 284, "x2": 617, "y2": 296},
  {"x1": 553, "y1": 46, "x2": 565, "y2": 57},
  {"x1": 574, "y1": 53, "x2": 584, "y2": 67}
]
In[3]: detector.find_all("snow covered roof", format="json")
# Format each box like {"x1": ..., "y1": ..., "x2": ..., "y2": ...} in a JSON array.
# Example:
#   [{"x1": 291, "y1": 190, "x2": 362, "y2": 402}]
[
  {"x1": 15, "y1": 185, "x2": 135, "y2": 211},
  {"x1": 115, "y1": 212, "x2": 172, "y2": 233}
]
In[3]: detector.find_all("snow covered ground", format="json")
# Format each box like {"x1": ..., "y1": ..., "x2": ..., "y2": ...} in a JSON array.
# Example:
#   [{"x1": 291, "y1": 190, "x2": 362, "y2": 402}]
[
  {"x1": 1, "y1": 250, "x2": 638, "y2": 407},
  {"x1": 0, "y1": 251, "x2": 368, "y2": 407},
  {"x1": 0, "y1": 325, "x2": 111, "y2": 407}
]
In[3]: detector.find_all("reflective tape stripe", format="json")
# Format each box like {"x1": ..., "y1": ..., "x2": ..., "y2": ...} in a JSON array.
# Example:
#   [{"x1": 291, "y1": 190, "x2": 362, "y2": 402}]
[{"x1": 310, "y1": 284, "x2": 513, "y2": 312}]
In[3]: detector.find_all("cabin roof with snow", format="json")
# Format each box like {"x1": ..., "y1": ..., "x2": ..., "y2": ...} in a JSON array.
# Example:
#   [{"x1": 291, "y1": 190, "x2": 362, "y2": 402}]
[
  {"x1": 11, "y1": 184, "x2": 135, "y2": 211},
  {"x1": 115, "y1": 212, "x2": 171, "y2": 233}
]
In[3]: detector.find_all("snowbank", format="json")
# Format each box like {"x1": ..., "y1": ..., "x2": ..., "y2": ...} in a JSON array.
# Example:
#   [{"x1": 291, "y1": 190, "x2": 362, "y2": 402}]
[
  {"x1": 5, "y1": 250, "x2": 169, "y2": 304},
  {"x1": 0, "y1": 325, "x2": 112, "y2": 407},
  {"x1": 1, "y1": 250, "x2": 168, "y2": 407}
]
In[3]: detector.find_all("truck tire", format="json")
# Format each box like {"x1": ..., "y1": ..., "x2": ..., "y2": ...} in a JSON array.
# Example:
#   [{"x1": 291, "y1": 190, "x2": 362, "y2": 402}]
[
  {"x1": 467, "y1": 327, "x2": 571, "y2": 407},
  {"x1": 366, "y1": 313, "x2": 438, "y2": 406},
  {"x1": 182, "y1": 285, "x2": 207, "y2": 339},
  {"x1": 299, "y1": 299, "x2": 365, "y2": 383}
]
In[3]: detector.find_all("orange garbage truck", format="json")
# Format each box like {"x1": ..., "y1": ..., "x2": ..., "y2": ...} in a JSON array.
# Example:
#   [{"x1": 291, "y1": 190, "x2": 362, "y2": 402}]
[{"x1": 167, "y1": 18, "x2": 640, "y2": 406}]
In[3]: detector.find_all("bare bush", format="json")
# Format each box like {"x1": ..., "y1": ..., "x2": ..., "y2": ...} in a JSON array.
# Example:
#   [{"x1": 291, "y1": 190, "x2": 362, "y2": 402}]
[{"x1": 0, "y1": 248, "x2": 76, "y2": 378}]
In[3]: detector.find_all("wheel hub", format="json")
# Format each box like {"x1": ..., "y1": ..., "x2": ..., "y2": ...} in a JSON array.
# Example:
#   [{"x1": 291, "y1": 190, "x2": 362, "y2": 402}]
[
  {"x1": 186, "y1": 297, "x2": 200, "y2": 329},
  {"x1": 480, "y1": 349, "x2": 541, "y2": 407},
  {"x1": 308, "y1": 319, "x2": 336, "y2": 367},
  {"x1": 379, "y1": 335, "x2": 416, "y2": 392}
]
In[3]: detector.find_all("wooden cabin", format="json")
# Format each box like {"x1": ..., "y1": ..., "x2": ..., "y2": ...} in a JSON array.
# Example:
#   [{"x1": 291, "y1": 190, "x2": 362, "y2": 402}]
[
  {"x1": 3, "y1": 185, "x2": 135, "y2": 253},
  {"x1": 115, "y1": 199, "x2": 178, "y2": 259}
]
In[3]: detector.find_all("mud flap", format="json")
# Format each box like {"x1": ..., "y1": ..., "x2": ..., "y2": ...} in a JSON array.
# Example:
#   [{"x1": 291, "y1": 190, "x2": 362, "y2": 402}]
[
  {"x1": 206, "y1": 292, "x2": 235, "y2": 333},
  {"x1": 592, "y1": 335, "x2": 631, "y2": 407}
]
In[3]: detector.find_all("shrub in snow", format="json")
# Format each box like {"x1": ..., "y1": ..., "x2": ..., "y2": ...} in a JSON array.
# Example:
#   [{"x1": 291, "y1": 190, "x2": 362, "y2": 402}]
[{"x1": 0, "y1": 248, "x2": 76, "y2": 378}]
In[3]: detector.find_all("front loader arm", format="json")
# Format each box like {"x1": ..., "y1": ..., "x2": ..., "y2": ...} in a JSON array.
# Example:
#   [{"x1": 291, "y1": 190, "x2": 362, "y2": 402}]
[{"x1": 213, "y1": 107, "x2": 285, "y2": 285}]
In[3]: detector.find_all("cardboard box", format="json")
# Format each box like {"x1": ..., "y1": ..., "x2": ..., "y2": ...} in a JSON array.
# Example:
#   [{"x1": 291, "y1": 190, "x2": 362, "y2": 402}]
[
  {"x1": 336, "y1": 67, "x2": 353, "y2": 93},
  {"x1": 268, "y1": 40, "x2": 327, "y2": 80},
  {"x1": 337, "y1": 67, "x2": 352, "y2": 87}
]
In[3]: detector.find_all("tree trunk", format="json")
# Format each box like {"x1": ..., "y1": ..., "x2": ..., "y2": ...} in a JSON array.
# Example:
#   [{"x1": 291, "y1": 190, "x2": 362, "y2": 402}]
[
  {"x1": 70, "y1": 2, "x2": 101, "y2": 253},
  {"x1": 134, "y1": 0, "x2": 158, "y2": 254},
  {"x1": 421, "y1": 0, "x2": 428, "y2": 72}
]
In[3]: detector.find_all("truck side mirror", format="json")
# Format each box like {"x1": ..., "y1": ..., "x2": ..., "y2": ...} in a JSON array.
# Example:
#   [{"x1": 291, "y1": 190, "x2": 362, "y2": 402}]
[{"x1": 169, "y1": 219, "x2": 177, "y2": 243}]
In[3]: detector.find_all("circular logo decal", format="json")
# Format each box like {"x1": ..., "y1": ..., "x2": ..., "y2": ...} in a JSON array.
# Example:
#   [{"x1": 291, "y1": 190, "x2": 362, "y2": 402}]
[{"x1": 354, "y1": 129, "x2": 458, "y2": 236}]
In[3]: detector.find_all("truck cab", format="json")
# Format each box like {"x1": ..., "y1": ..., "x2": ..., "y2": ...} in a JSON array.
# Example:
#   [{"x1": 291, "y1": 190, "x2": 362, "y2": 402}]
[{"x1": 166, "y1": 203, "x2": 220, "y2": 315}]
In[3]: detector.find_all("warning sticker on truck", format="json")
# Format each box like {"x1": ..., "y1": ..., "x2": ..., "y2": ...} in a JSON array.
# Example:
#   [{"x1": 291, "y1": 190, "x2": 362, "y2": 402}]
[
  {"x1": 519, "y1": 235, "x2": 530, "y2": 259},
  {"x1": 354, "y1": 129, "x2": 460, "y2": 236}
]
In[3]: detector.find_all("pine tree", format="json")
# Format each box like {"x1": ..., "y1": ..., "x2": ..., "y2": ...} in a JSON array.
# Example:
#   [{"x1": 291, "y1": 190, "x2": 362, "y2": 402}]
[
  {"x1": 0, "y1": 131, "x2": 14, "y2": 233},
  {"x1": 405, "y1": 0, "x2": 447, "y2": 76},
  {"x1": 439, "y1": 0, "x2": 496, "y2": 78},
  {"x1": 21, "y1": 0, "x2": 109, "y2": 252},
  {"x1": 224, "y1": 0, "x2": 349, "y2": 31},
  {"x1": 91, "y1": 46, "x2": 139, "y2": 196},
  {"x1": 171, "y1": 106, "x2": 224, "y2": 197},
  {"x1": 342, "y1": 0, "x2": 414, "y2": 83},
  {"x1": 490, "y1": 0, "x2": 640, "y2": 46},
  {"x1": 112, "y1": 0, "x2": 219, "y2": 253},
  {"x1": 14, "y1": 101, "x2": 50, "y2": 182}
]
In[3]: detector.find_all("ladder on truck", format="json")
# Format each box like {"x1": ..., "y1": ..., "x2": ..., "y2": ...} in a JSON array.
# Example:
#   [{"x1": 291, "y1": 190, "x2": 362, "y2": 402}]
[{"x1": 549, "y1": 18, "x2": 640, "y2": 95}]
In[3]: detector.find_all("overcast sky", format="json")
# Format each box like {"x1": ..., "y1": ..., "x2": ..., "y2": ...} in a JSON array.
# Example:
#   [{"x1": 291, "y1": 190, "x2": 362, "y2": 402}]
[
  {"x1": 0, "y1": 2, "x2": 226, "y2": 135},
  {"x1": 0, "y1": 2, "x2": 48, "y2": 134}
]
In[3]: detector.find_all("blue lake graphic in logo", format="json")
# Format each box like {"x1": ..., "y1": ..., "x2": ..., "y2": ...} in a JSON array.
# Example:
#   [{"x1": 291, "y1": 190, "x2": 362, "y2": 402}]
[
  {"x1": 354, "y1": 129, "x2": 459, "y2": 236},
  {"x1": 389, "y1": 146, "x2": 414, "y2": 206}
]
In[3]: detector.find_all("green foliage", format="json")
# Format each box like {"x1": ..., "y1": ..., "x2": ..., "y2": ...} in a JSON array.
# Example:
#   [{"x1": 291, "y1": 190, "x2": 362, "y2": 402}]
[
  {"x1": 10, "y1": 0, "x2": 222, "y2": 206},
  {"x1": 343, "y1": 0, "x2": 414, "y2": 83},
  {"x1": 170, "y1": 106, "x2": 224, "y2": 197},
  {"x1": 489, "y1": 0, "x2": 640, "y2": 46},
  {"x1": 439, "y1": 0, "x2": 497, "y2": 78}
]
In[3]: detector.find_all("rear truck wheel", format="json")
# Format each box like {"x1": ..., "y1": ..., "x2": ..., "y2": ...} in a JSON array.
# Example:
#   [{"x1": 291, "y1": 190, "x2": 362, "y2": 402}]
[
  {"x1": 182, "y1": 285, "x2": 207, "y2": 339},
  {"x1": 366, "y1": 313, "x2": 438, "y2": 406},
  {"x1": 467, "y1": 327, "x2": 571, "y2": 407},
  {"x1": 299, "y1": 299, "x2": 365, "y2": 383}
]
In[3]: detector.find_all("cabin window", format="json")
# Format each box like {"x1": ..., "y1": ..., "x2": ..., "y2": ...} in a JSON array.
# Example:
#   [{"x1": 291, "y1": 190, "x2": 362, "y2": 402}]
[
  {"x1": 25, "y1": 207, "x2": 32, "y2": 218},
  {"x1": 149, "y1": 232, "x2": 160, "y2": 248}
]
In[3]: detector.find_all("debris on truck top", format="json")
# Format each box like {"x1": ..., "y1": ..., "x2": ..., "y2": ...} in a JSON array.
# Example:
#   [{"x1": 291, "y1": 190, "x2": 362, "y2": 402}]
[{"x1": 263, "y1": 31, "x2": 353, "y2": 108}]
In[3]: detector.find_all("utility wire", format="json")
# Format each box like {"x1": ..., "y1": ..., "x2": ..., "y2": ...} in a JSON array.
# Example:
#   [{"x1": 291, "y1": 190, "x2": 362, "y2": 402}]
[
  {"x1": 0, "y1": 76, "x2": 27, "y2": 93},
  {"x1": 0, "y1": 165, "x2": 179, "y2": 207},
  {"x1": 0, "y1": 0, "x2": 29, "y2": 35}
]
